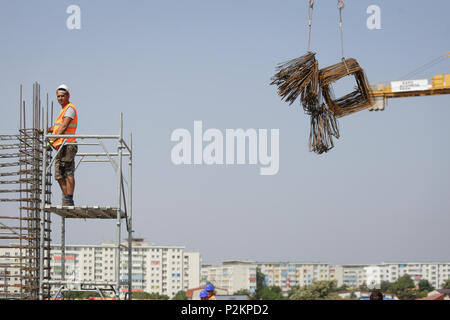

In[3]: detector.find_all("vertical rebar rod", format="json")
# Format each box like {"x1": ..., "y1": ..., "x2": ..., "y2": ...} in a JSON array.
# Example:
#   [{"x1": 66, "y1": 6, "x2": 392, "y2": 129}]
[
  {"x1": 23, "y1": 101, "x2": 26, "y2": 129},
  {"x1": 51, "y1": 101, "x2": 54, "y2": 128},
  {"x1": 32, "y1": 83, "x2": 35, "y2": 130},
  {"x1": 41, "y1": 108, "x2": 44, "y2": 136},
  {"x1": 33, "y1": 82, "x2": 37, "y2": 298},
  {"x1": 22, "y1": 99, "x2": 27, "y2": 297},
  {"x1": 46, "y1": 94, "x2": 49, "y2": 129},
  {"x1": 39, "y1": 89, "x2": 41, "y2": 131},
  {"x1": 38, "y1": 83, "x2": 41, "y2": 131},
  {"x1": 19, "y1": 84, "x2": 23, "y2": 298},
  {"x1": 20, "y1": 85, "x2": 23, "y2": 131}
]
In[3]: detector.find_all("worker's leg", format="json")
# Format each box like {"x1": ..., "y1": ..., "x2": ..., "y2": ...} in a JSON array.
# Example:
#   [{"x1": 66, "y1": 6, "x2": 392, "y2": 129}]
[
  {"x1": 61, "y1": 145, "x2": 77, "y2": 205},
  {"x1": 66, "y1": 175, "x2": 75, "y2": 196},
  {"x1": 55, "y1": 155, "x2": 67, "y2": 196},
  {"x1": 57, "y1": 178, "x2": 68, "y2": 196}
]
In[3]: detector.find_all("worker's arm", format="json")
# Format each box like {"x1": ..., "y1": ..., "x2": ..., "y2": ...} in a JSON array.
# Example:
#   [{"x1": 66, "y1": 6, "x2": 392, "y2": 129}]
[
  {"x1": 56, "y1": 117, "x2": 72, "y2": 135},
  {"x1": 50, "y1": 117, "x2": 72, "y2": 144}
]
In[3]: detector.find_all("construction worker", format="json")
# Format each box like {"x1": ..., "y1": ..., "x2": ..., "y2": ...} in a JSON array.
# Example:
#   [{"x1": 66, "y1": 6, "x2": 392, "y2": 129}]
[
  {"x1": 205, "y1": 284, "x2": 216, "y2": 300},
  {"x1": 47, "y1": 84, "x2": 78, "y2": 206},
  {"x1": 199, "y1": 290, "x2": 208, "y2": 300},
  {"x1": 369, "y1": 290, "x2": 384, "y2": 300}
]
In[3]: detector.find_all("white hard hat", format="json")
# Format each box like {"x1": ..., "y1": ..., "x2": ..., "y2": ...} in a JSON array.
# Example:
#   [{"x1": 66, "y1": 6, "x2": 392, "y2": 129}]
[{"x1": 56, "y1": 84, "x2": 70, "y2": 93}]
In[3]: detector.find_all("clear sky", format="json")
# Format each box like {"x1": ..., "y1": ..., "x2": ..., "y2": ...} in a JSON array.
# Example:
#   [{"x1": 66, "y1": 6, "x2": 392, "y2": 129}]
[{"x1": 1, "y1": 0, "x2": 449, "y2": 265}]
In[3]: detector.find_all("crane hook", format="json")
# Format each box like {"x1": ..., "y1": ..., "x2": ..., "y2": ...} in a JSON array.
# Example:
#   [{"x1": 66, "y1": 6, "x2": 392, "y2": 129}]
[{"x1": 309, "y1": 0, "x2": 314, "y2": 8}]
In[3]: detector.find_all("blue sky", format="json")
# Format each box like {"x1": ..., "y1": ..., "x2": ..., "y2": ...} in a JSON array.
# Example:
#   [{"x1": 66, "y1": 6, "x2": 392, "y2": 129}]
[{"x1": 1, "y1": 0, "x2": 449, "y2": 265}]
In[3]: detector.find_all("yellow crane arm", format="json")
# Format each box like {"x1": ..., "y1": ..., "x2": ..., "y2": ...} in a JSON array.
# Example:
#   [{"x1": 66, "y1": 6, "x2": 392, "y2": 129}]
[{"x1": 368, "y1": 74, "x2": 450, "y2": 111}]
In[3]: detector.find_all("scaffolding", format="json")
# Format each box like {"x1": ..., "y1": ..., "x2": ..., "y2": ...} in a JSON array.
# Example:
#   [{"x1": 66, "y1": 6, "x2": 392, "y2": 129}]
[{"x1": 0, "y1": 83, "x2": 133, "y2": 300}]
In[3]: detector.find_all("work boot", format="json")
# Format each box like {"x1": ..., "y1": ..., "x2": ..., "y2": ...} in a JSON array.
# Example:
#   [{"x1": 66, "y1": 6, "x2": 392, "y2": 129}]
[
  {"x1": 62, "y1": 197, "x2": 69, "y2": 206},
  {"x1": 62, "y1": 196, "x2": 74, "y2": 206}
]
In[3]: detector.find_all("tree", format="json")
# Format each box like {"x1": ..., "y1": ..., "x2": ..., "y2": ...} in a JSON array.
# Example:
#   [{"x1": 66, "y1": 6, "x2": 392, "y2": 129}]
[
  {"x1": 259, "y1": 286, "x2": 285, "y2": 300},
  {"x1": 358, "y1": 282, "x2": 369, "y2": 292},
  {"x1": 62, "y1": 291, "x2": 102, "y2": 299},
  {"x1": 390, "y1": 274, "x2": 417, "y2": 300},
  {"x1": 380, "y1": 281, "x2": 393, "y2": 293},
  {"x1": 418, "y1": 280, "x2": 434, "y2": 292},
  {"x1": 337, "y1": 284, "x2": 349, "y2": 292},
  {"x1": 234, "y1": 289, "x2": 250, "y2": 297},
  {"x1": 172, "y1": 290, "x2": 187, "y2": 300},
  {"x1": 287, "y1": 286, "x2": 300, "y2": 299},
  {"x1": 251, "y1": 268, "x2": 266, "y2": 300},
  {"x1": 442, "y1": 279, "x2": 450, "y2": 289},
  {"x1": 132, "y1": 291, "x2": 169, "y2": 300},
  {"x1": 290, "y1": 280, "x2": 340, "y2": 300}
]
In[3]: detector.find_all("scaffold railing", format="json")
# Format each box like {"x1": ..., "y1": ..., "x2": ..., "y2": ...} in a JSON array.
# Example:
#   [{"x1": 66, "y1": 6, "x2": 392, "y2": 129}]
[{"x1": 41, "y1": 110, "x2": 133, "y2": 300}]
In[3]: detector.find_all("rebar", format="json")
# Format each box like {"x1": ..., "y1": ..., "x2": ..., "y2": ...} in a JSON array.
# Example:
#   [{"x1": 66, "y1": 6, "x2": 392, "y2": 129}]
[
  {"x1": 270, "y1": 52, "x2": 319, "y2": 108},
  {"x1": 320, "y1": 58, "x2": 373, "y2": 118},
  {"x1": 0, "y1": 83, "x2": 52, "y2": 300}
]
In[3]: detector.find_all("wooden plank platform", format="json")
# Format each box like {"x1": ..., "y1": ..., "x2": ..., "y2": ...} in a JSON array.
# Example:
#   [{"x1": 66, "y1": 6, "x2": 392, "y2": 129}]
[{"x1": 45, "y1": 205, "x2": 125, "y2": 219}]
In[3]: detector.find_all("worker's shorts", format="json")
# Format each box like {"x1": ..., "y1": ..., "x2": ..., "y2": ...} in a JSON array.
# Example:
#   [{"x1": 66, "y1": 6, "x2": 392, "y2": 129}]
[{"x1": 54, "y1": 145, "x2": 78, "y2": 180}]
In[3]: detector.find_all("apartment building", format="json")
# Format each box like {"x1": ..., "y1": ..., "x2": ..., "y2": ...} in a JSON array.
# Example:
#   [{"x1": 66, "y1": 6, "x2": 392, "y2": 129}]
[
  {"x1": 379, "y1": 262, "x2": 450, "y2": 289},
  {"x1": 0, "y1": 247, "x2": 23, "y2": 297},
  {"x1": 200, "y1": 260, "x2": 257, "y2": 294},
  {"x1": 0, "y1": 239, "x2": 201, "y2": 298},
  {"x1": 329, "y1": 267, "x2": 336, "y2": 282},
  {"x1": 334, "y1": 264, "x2": 370, "y2": 288},
  {"x1": 257, "y1": 262, "x2": 330, "y2": 295},
  {"x1": 335, "y1": 262, "x2": 450, "y2": 289},
  {"x1": 201, "y1": 261, "x2": 330, "y2": 296},
  {"x1": 183, "y1": 252, "x2": 202, "y2": 290}
]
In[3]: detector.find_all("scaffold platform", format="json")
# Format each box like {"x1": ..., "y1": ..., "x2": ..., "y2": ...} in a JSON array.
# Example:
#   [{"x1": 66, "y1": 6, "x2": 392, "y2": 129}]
[{"x1": 45, "y1": 205, "x2": 126, "y2": 219}]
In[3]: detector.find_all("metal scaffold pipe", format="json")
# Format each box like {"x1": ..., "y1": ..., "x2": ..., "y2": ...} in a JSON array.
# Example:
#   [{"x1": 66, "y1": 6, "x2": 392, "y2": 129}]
[
  {"x1": 39, "y1": 103, "x2": 48, "y2": 300},
  {"x1": 127, "y1": 132, "x2": 133, "y2": 300},
  {"x1": 115, "y1": 113, "x2": 123, "y2": 300}
]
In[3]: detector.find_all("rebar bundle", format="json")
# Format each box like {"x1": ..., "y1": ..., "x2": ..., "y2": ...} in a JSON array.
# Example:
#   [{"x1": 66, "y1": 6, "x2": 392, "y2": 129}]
[
  {"x1": 270, "y1": 55, "x2": 373, "y2": 154},
  {"x1": 270, "y1": 0, "x2": 375, "y2": 154},
  {"x1": 309, "y1": 103, "x2": 340, "y2": 154},
  {"x1": 320, "y1": 58, "x2": 373, "y2": 118},
  {"x1": 270, "y1": 52, "x2": 341, "y2": 154},
  {"x1": 270, "y1": 52, "x2": 319, "y2": 108}
]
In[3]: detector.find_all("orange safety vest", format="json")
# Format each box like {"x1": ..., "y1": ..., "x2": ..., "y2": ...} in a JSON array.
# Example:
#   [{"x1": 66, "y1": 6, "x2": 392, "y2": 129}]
[
  {"x1": 52, "y1": 102, "x2": 77, "y2": 149},
  {"x1": 208, "y1": 295, "x2": 216, "y2": 300}
]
